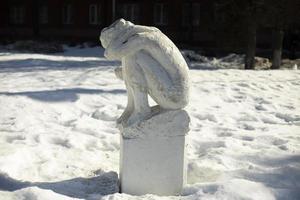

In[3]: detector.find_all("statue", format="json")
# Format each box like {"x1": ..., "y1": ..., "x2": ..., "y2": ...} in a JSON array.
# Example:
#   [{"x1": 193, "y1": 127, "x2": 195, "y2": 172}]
[
  {"x1": 100, "y1": 19, "x2": 190, "y2": 195},
  {"x1": 100, "y1": 19, "x2": 189, "y2": 127}
]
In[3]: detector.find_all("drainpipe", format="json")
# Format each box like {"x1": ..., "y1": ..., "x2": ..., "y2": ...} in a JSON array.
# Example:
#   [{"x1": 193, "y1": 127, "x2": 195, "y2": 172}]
[
  {"x1": 112, "y1": 0, "x2": 116, "y2": 21},
  {"x1": 32, "y1": 0, "x2": 39, "y2": 37},
  {"x1": 189, "y1": 1, "x2": 193, "y2": 43}
]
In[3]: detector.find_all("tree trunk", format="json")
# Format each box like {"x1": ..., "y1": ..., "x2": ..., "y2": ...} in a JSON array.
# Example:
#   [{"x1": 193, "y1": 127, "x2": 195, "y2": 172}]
[
  {"x1": 271, "y1": 29, "x2": 284, "y2": 69},
  {"x1": 245, "y1": 20, "x2": 257, "y2": 70}
]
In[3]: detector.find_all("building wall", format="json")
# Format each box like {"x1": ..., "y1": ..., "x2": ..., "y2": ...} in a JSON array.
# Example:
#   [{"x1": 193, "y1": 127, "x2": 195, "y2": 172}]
[{"x1": 0, "y1": 0, "x2": 299, "y2": 52}]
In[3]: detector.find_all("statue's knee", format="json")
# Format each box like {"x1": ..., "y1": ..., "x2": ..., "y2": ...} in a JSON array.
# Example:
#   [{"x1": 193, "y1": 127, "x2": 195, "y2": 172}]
[
  {"x1": 124, "y1": 62, "x2": 147, "y2": 87},
  {"x1": 157, "y1": 92, "x2": 188, "y2": 110}
]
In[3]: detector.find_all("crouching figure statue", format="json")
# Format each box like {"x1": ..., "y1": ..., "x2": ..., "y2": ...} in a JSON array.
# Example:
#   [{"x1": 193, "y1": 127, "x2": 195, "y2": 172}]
[{"x1": 100, "y1": 19, "x2": 189, "y2": 127}]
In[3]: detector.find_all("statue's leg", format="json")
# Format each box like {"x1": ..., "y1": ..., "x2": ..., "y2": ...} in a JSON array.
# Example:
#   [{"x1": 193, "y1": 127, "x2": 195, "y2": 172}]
[
  {"x1": 124, "y1": 56, "x2": 151, "y2": 126},
  {"x1": 117, "y1": 82, "x2": 134, "y2": 125},
  {"x1": 126, "y1": 85, "x2": 151, "y2": 126},
  {"x1": 135, "y1": 52, "x2": 186, "y2": 110}
]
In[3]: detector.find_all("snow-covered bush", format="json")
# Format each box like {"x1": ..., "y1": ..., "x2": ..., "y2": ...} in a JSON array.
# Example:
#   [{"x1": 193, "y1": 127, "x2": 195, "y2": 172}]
[{"x1": 10, "y1": 40, "x2": 64, "y2": 53}]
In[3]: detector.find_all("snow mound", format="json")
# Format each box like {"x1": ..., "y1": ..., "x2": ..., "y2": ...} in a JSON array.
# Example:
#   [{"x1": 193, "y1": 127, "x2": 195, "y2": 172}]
[
  {"x1": 6, "y1": 40, "x2": 64, "y2": 54},
  {"x1": 182, "y1": 50, "x2": 278, "y2": 70}
]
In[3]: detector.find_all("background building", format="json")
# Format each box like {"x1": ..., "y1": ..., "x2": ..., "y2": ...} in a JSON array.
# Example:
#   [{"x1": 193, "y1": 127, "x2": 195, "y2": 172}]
[{"x1": 0, "y1": 0, "x2": 299, "y2": 55}]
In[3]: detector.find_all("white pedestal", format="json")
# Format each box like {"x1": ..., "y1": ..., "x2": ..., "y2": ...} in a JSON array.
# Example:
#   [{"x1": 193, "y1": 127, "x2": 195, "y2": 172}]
[{"x1": 119, "y1": 109, "x2": 190, "y2": 196}]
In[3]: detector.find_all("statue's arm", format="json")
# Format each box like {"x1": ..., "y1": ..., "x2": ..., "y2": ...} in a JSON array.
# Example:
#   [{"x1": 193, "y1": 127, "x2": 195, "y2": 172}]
[{"x1": 105, "y1": 30, "x2": 159, "y2": 60}]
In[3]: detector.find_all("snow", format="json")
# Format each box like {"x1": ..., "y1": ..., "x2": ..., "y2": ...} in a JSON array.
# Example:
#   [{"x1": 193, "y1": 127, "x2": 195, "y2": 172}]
[{"x1": 0, "y1": 46, "x2": 300, "y2": 200}]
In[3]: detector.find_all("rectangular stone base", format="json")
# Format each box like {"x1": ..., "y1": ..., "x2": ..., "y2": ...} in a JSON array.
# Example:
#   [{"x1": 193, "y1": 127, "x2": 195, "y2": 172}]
[{"x1": 120, "y1": 135, "x2": 186, "y2": 196}]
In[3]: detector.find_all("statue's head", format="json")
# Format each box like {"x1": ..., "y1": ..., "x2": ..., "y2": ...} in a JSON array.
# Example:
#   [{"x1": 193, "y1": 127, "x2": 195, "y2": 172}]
[{"x1": 100, "y1": 19, "x2": 134, "y2": 48}]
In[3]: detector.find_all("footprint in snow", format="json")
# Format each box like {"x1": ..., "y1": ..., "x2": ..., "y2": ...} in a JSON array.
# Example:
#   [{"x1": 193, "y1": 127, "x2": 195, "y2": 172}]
[
  {"x1": 278, "y1": 145, "x2": 288, "y2": 151},
  {"x1": 223, "y1": 97, "x2": 236, "y2": 103},
  {"x1": 187, "y1": 162, "x2": 221, "y2": 184},
  {"x1": 280, "y1": 104, "x2": 295, "y2": 110},
  {"x1": 51, "y1": 137, "x2": 72, "y2": 148},
  {"x1": 272, "y1": 138, "x2": 289, "y2": 151},
  {"x1": 272, "y1": 138, "x2": 288, "y2": 146},
  {"x1": 215, "y1": 127, "x2": 235, "y2": 137},
  {"x1": 276, "y1": 84, "x2": 284, "y2": 88},
  {"x1": 255, "y1": 104, "x2": 267, "y2": 111},
  {"x1": 261, "y1": 116, "x2": 279, "y2": 124},
  {"x1": 216, "y1": 132, "x2": 233, "y2": 137},
  {"x1": 237, "y1": 83, "x2": 249, "y2": 88},
  {"x1": 239, "y1": 123, "x2": 255, "y2": 131},
  {"x1": 5, "y1": 135, "x2": 26, "y2": 143},
  {"x1": 237, "y1": 113, "x2": 258, "y2": 122},
  {"x1": 256, "y1": 135, "x2": 288, "y2": 147},
  {"x1": 61, "y1": 119, "x2": 77, "y2": 127},
  {"x1": 195, "y1": 114, "x2": 218, "y2": 123},
  {"x1": 195, "y1": 141, "x2": 226, "y2": 157},
  {"x1": 231, "y1": 87, "x2": 241, "y2": 92},
  {"x1": 253, "y1": 97, "x2": 272, "y2": 104},
  {"x1": 200, "y1": 88, "x2": 210, "y2": 93},
  {"x1": 275, "y1": 113, "x2": 300, "y2": 123},
  {"x1": 85, "y1": 140, "x2": 99, "y2": 151},
  {"x1": 240, "y1": 135, "x2": 255, "y2": 141},
  {"x1": 91, "y1": 107, "x2": 118, "y2": 121},
  {"x1": 291, "y1": 81, "x2": 300, "y2": 86}
]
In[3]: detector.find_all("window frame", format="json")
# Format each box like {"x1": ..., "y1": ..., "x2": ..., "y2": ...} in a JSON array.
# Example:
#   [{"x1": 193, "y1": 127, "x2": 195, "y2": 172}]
[
  {"x1": 89, "y1": 4, "x2": 101, "y2": 25},
  {"x1": 121, "y1": 3, "x2": 140, "y2": 24},
  {"x1": 62, "y1": 4, "x2": 73, "y2": 25},
  {"x1": 154, "y1": 3, "x2": 167, "y2": 26},
  {"x1": 10, "y1": 5, "x2": 25, "y2": 24},
  {"x1": 192, "y1": 3, "x2": 200, "y2": 27},
  {"x1": 213, "y1": 2, "x2": 226, "y2": 23},
  {"x1": 182, "y1": 3, "x2": 200, "y2": 27},
  {"x1": 39, "y1": 5, "x2": 48, "y2": 24},
  {"x1": 182, "y1": 3, "x2": 190, "y2": 27}
]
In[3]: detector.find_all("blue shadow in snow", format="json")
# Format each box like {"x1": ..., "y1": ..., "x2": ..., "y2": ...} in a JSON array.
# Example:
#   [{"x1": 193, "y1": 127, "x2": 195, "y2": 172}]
[
  {"x1": 0, "y1": 59, "x2": 120, "y2": 73},
  {"x1": 0, "y1": 171, "x2": 119, "y2": 198},
  {"x1": 0, "y1": 88, "x2": 126, "y2": 102}
]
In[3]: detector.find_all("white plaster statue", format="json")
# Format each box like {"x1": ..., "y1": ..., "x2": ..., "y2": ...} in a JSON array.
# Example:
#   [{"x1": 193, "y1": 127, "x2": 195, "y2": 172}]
[{"x1": 100, "y1": 19, "x2": 189, "y2": 126}]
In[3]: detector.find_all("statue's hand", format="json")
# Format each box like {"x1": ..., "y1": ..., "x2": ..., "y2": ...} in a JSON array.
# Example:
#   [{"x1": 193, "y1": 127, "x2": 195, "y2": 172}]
[
  {"x1": 114, "y1": 67, "x2": 123, "y2": 80},
  {"x1": 104, "y1": 47, "x2": 119, "y2": 60}
]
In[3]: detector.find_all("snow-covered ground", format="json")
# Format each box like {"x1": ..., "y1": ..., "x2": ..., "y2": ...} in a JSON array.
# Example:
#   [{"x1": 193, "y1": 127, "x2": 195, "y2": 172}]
[{"x1": 0, "y1": 46, "x2": 299, "y2": 200}]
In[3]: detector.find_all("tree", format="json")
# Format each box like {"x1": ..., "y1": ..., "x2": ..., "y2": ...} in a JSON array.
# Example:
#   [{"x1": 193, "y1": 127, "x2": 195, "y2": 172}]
[
  {"x1": 271, "y1": 29, "x2": 284, "y2": 69},
  {"x1": 244, "y1": 8, "x2": 257, "y2": 70},
  {"x1": 265, "y1": 0, "x2": 298, "y2": 69},
  {"x1": 241, "y1": 0, "x2": 265, "y2": 69},
  {"x1": 214, "y1": 0, "x2": 265, "y2": 69}
]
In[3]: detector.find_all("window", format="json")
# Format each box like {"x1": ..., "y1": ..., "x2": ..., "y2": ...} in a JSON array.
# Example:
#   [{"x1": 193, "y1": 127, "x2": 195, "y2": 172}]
[
  {"x1": 62, "y1": 4, "x2": 73, "y2": 24},
  {"x1": 39, "y1": 5, "x2": 48, "y2": 24},
  {"x1": 120, "y1": 4, "x2": 140, "y2": 23},
  {"x1": 182, "y1": 3, "x2": 190, "y2": 26},
  {"x1": 10, "y1": 6, "x2": 25, "y2": 24},
  {"x1": 182, "y1": 3, "x2": 200, "y2": 27},
  {"x1": 154, "y1": 3, "x2": 167, "y2": 25},
  {"x1": 214, "y1": 3, "x2": 226, "y2": 23},
  {"x1": 89, "y1": 4, "x2": 101, "y2": 25},
  {"x1": 192, "y1": 3, "x2": 200, "y2": 27}
]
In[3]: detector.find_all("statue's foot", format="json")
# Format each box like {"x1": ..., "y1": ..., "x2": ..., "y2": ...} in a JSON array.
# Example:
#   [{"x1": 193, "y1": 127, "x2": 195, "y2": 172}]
[
  {"x1": 117, "y1": 109, "x2": 132, "y2": 125},
  {"x1": 126, "y1": 109, "x2": 151, "y2": 127}
]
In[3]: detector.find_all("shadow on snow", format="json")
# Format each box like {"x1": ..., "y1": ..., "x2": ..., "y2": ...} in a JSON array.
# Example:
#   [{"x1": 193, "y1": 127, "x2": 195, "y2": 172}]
[
  {"x1": 0, "y1": 88, "x2": 126, "y2": 102},
  {"x1": 232, "y1": 154, "x2": 300, "y2": 200},
  {"x1": 0, "y1": 59, "x2": 120, "y2": 73},
  {"x1": 0, "y1": 171, "x2": 119, "y2": 198}
]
